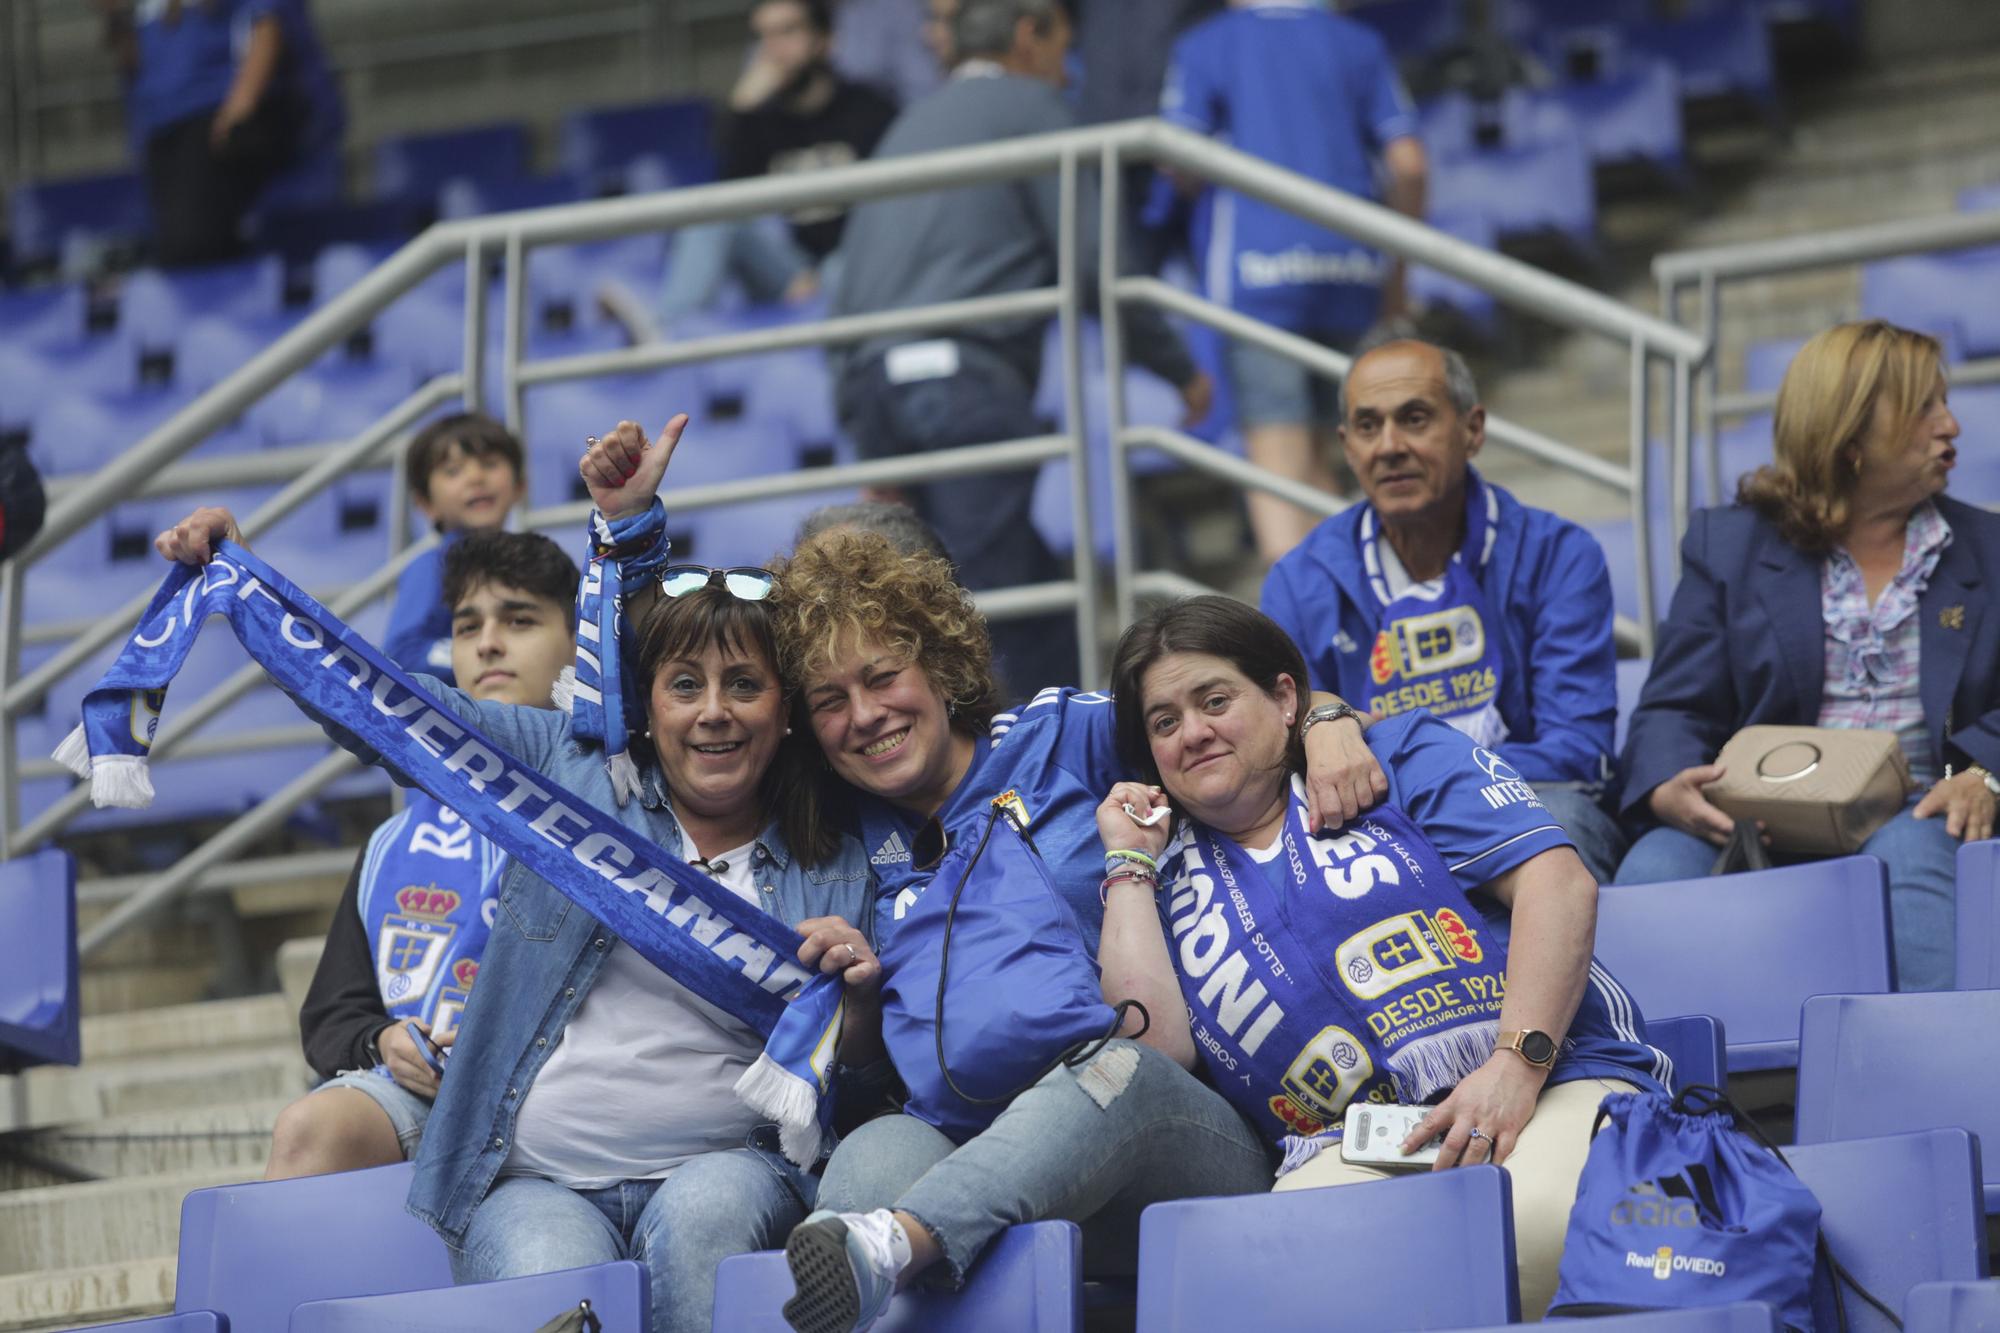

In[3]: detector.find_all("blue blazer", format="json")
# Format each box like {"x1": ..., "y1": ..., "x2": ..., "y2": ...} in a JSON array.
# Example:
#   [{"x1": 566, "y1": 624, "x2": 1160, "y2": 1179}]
[{"x1": 1619, "y1": 496, "x2": 2000, "y2": 821}]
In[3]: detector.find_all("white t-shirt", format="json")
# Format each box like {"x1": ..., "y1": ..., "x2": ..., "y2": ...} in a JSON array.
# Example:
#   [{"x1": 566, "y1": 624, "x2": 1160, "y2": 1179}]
[{"x1": 504, "y1": 838, "x2": 769, "y2": 1189}]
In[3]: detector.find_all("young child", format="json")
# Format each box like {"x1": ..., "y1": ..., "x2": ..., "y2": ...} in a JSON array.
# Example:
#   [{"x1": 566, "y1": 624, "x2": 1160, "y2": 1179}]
[
  {"x1": 264, "y1": 531, "x2": 579, "y2": 1179},
  {"x1": 381, "y1": 413, "x2": 527, "y2": 683}
]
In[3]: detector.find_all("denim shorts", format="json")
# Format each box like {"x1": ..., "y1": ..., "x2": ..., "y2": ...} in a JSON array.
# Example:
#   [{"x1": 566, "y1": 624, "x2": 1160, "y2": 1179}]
[
  {"x1": 1226, "y1": 331, "x2": 1347, "y2": 429},
  {"x1": 320, "y1": 1068, "x2": 434, "y2": 1158}
]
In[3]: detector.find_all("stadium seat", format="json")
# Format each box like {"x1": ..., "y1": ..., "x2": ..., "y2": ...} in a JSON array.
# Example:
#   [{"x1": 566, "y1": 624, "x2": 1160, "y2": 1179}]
[
  {"x1": 0, "y1": 282, "x2": 91, "y2": 350},
  {"x1": 1741, "y1": 337, "x2": 1808, "y2": 395},
  {"x1": 373, "y1": 123, "x2": 531, "y2": 201},
  {"x1": 1958, "y1": 840, "x2": 1999, "y2": 989},
  {"x1": 1902, "y1": 1280, "x2": 2000, "y2": 1333},
  {"x1": 1440, "y1": 1302, "x2": 1780, "y2": 1332},
  {"x1": 1959, "y1": 181, "x2": 2000, "y2": 213},
  {"x1": 1786, "y1": 1130, "x2": 1989, "y2": 1333},
  {"x1": 1591, "y1": 858, "x2": 1895, "y2": 1072},
  {"x1": 1553, "y1": 57, "x2": 1688, "y2": 181},
  {"x1": 175, "y1": 1162, "x2": 454, "y2": 1332},
  {"x1": 710, "y1": 1220, "x2": 1082, "y2": 1331},
  {"x1": 1645, "y1": 1014, "x2": 1725, "y2": 1094},
  {"x1": 1136, "y1": 1166, "x2": 1518, "y2": 1330},
  {"x1": 560, "y1": 99, "x2": 717, "y2": 194},
  {"x1": 520, "y1": 370, "x2": 705, "y2": 504},
  {"x1": 1613, "y1": 657, "x2": 1649, "y2": 753},
  {"x1": 1861, "y1": 249, "x2": 2000, "y2": 360},
  {"x1": 1499, "y1": 0, "x2": 1654, "y2": 42},
  {"x1": 1346, "y1": 0, "x2": 1462, "y2": 59},
  {"x1": 1627, "y1": 5, "x2": 1778, "y2": 110},
  {"x1": 118, "y1": 260, "x2": 289, "y2": 339},
  {"x1": 289, "y1": 1261, "x2": 647, "y2": 1332},
  {"x1": 31, "y1": 388, "x2": 195, "y2": 477},
  {"x1": 0, "y1": 848, "x2": 80, "y2": 1072},
  {"x1": 8, "y1": 171, "x2": 150, "y2": 272},
  {"x1": 1795, "y1": 991, "x2": 2000, "y2": 1213},
  {"x1": 1428, "y1": 139, "x2": 1596, "y2": 251},
  {"x1": 436, "y1": 174, "x2": 587, "y2": 221},
  {"x1": 1410, "y1": 210, "x2": 1501, "y2": 335},
  {"x1": 63, "y1": 1314, "x2": 228, "y2": 1332}
]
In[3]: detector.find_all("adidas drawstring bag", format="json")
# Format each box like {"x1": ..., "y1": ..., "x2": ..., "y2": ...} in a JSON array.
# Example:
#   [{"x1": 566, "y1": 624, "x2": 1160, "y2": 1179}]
[{"x1": 1548, "y1": 1085, "x2": 1899, "y2": 1332}]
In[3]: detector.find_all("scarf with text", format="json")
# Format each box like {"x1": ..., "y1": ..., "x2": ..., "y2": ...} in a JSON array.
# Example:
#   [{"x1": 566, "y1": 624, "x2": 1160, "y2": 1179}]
[
  {"x1": 54, "y1": 543, "x2": 843, "y2": 1163},
  {"x1": 1160, "y1": 775, "x2": 1507, "y2": 1174},
  {"x1": 1359, "y1": 469, "x2": 1506, "y2": 748},
  {"x1": 563, "y1": 501, "x2": 673, "y2": 804}
]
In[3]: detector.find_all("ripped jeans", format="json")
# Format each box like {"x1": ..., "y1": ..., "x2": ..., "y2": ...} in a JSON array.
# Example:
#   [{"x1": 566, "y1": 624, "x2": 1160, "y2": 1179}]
[{"x1": 815, "y1": 1039, "x2": 1274, "y2": 1284}]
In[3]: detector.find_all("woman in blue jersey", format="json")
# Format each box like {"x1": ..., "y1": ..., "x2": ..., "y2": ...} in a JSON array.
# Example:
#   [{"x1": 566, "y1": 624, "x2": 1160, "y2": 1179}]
[
  {"x1": 1096, "y1": 595, "x2": 1667, "y2": 1318},
  {"x1": 753, "y1": 523, "x2": 1388, "y2": 1333}
]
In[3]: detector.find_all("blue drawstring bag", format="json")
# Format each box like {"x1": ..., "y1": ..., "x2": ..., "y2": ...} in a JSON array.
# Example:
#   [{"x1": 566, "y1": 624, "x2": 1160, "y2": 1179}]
[
  {"x1": 877, "y1": 798, "x2": 1135, "y2": 1144},
  {"x1": 1549, "y1": 1085, "x2": 1900, "y2": 1332}
]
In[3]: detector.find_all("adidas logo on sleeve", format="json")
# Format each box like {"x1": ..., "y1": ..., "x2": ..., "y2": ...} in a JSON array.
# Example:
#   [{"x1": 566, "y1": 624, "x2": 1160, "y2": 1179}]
[{"x1": 871, "y1": 832, "x2": 911, "y2": 866}]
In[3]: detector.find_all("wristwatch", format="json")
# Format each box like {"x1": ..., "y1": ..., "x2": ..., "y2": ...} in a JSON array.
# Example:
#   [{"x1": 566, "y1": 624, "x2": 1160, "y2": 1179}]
[
  {"x1": 1498, "y1": 1029, "x2": 1558, "y2": 1069},
  {"x1": 1300, "y1": 700, "x2": 1363, "y2": 741},
  {"x1": 362, "y1": 1026, "x2": 387, "y2": 1067}
]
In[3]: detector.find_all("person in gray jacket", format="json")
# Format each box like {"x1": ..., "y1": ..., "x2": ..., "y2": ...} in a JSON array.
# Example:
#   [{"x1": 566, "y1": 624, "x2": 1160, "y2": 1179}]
[{"x1": 829, "y1": 0, "x2": 1212, "y2": 693}]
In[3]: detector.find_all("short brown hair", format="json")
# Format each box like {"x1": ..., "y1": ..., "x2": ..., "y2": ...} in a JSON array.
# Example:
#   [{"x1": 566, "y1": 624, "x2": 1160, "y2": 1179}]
[
  {"x1": 406, "y1": 412, "x2": 525, "y2": 506},
  {"x1": 769, "y1": 527, "x2": 1001, "y2": 735},
  {"x1": 1738, "y1": 320, "x2": 1945, "y2": 554},
  {"x1": 633, "y1": 585, "x2": 840, "y2": 867}
]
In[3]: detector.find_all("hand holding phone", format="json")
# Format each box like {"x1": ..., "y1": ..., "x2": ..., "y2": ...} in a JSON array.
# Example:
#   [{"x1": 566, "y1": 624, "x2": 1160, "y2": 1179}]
[
  {"x1": 405, "y1": 1020, "x2": 448, "y2": 1077},
  {"x1": 1340, "y1": 1102, "x2": 1442, "y2": 1168}
]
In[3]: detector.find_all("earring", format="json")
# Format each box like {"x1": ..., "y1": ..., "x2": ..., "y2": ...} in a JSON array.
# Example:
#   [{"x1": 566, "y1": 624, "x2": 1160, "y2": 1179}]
[
  {"x1": 1285, "y1": 714, "x2": 1294, "y2": 726},
  {"x1": 783, "y1": 726, "x2": 792, "y2": 736},
  {"x1": 947, "y1": 700, "x2": 958, "y2": 718}
]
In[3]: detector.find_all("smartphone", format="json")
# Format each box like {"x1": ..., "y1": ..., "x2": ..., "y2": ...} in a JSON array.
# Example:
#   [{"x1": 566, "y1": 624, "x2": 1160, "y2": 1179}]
[
  {"x1": 1340, "y1": 1102, "x2": 1441, "y2": 1168},
  {"x1": 405, "y1": 1020, "x2": 448, "y2": 1076}
]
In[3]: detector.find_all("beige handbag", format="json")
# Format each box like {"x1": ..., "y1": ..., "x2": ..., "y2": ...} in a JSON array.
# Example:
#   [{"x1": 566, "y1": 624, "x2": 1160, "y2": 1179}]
[{"x1": 1705, "y1": 725, "x2": 1913, "y2": 857}]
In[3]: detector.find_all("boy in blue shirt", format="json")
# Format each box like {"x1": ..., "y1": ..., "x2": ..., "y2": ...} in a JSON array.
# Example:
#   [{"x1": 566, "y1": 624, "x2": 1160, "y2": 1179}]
[
  {"x1": 381, "y1": 414, "x2": 528, "y2": 684},
  {"x1": 1161, "y1": 0, "x2": 1427, "y2": 564}
]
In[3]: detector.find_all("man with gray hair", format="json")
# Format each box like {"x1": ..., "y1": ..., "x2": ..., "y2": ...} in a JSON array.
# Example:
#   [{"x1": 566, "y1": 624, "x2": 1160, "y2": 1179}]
[
  {"x1": 828, "y1": 0, "x2": 1212, "y2": 691},
  {"x1": 1261, "y1": 336, "x2": 1628, "y2": 881}
]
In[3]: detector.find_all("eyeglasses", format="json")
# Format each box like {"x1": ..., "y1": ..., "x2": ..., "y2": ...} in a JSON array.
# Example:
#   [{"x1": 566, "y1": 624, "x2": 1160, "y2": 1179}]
[{"x1": 659, "y1": 565, "x2": 778, "y2": 601}]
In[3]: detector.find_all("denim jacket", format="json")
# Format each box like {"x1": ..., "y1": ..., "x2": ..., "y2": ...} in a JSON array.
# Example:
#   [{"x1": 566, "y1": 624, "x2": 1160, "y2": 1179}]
[{"x1": 349, "y1": 680, "x2": 876, "y2": 1249}]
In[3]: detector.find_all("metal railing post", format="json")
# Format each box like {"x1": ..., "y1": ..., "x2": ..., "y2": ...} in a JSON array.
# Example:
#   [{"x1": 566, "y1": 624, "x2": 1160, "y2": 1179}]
[
  {"x1": 1056, "y1": 149, "x2": 1101, "y2": 686},
  {"x1": 1100, "y1": 143, "x2": 1139, "y2": 638},
  {"x1": 464, "y1": 238, "x2": 487, "y2": 413},
  {"x1": 1699, "y1": 272, "x2": 1721, "y2": 506},
  {"x1": 1630, "y1": 337, "x2": 1656, "y2": 657},
  {"x1": 0, "y1": 560, "x2": 20, "y2": 860},
  {"x1": 503, "y1": 231, "x2": 528, "y2": 447},
  {"x1": 1670, "y1": 354, "x2": 1692, "y2": 576}
]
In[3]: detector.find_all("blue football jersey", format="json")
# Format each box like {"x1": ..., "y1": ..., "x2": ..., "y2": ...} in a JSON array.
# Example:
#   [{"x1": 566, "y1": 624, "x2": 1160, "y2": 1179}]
[
  {"x1": 1162, "y1": 2, "x2": 1418, "y2": 333},
  {"x1": 860, "y1": 688, "x2": 1122, "y2": 956},
  {"x1": 1367, "y1": 711, "x2": 1671, "y2": 1092}
]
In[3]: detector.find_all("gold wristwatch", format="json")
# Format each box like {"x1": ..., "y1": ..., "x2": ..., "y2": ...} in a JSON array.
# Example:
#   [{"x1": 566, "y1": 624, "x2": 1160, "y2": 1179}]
[{"x1": 1498, "y1": 1029, "x2": 1558, "y2": 1069}]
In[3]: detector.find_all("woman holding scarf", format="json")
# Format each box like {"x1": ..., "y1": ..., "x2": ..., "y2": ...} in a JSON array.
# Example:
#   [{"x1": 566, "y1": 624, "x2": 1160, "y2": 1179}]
[
  {"x1": 151, "y1": 418, "x2": 884, "y2": 1333},
  {"x1": 1096, "y1": 595, "x2": 1668, "y2": 1318}
]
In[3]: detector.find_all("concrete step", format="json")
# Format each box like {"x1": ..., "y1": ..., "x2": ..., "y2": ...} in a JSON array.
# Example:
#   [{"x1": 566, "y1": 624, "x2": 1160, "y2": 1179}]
[
  {"x1": 1, "y1": 1098, "x2": 286, "y2": 1189},
  {"x1": 80, "y1": 995, "x2": 294, "y2": 1064},
  {"x1": 277, "y1": 938, "x2": 326, "y2": 1021},
  {"x1": 78, "y1": 962, "x2": 215, "y2": 1017},
  {"x1": 0, "y1": 1255, "x2": 175, "y2": 1333},
  {"x1": 0, "y1": 1046, "x2": 308, "y2": 1135},
  {"x1": 0, "y1": 1165, "x2": 249, "y2": 1277}
]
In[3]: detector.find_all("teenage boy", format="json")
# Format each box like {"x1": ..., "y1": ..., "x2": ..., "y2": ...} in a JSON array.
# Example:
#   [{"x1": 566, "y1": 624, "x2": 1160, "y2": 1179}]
[
  {"x1": 382, "y1": 414, "x2": 528, "y2": 684},
  {"x1": 264, "y1": 531, "x2": 579, "y2": 1180}
]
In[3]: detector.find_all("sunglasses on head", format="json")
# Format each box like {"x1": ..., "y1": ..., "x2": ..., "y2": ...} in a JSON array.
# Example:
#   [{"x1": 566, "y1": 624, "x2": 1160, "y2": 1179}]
[{"x1": 659, "y1": 565, "x2": 778, "y2": 601}]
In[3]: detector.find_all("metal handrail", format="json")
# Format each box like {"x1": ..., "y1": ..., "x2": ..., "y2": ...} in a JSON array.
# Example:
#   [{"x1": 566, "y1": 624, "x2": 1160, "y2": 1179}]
[
  {"x1": 1656, "y1": 206, "x2": 2000, "y2": 511},
  {"x1": 9, "y1": 117, "x2": 1696, "y2": 938}
]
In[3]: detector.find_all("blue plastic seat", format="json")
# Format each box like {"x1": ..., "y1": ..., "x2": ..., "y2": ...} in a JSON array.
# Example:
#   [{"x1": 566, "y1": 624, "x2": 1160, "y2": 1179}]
[
  {"x1": 437, "y1": 173, "x2": 587, "y2": 221},
  {"x1": 1552, "y1": 57, "x2": 1688, "y2": 179},
  {"x1": 1411, "y1": 210, "x2": 1501, "y2": 334},
  {"x1": 1428, "y1": 138, "x2": 1596, "y2": 249},
  {"x1": 1902, "y1": 1280, "x2": 2000, "y2": 1333},
  {"x1": 0, "y1": 848, "x2": 79, "y2": 1072},
  {"x1": 59, "y1": 1314, "x2": 227, "y2": 1332},
  {"x1": 710, "y1": 1220, "x2": 1082, "y2": 1331},
  {"x1": 1347, "y1": 0, "x2": 1463, "y2": 59},
  {"x1": 1441, "y1": 1301, "x2": 1780, "y2": 1332},
  {"x1": 1958, "y1": 840, "x2": 1999, "y2": 989},
  {"x1": 31, "y1": 388, "x2": 195, "y2": 477},
  {"x1": 1742, "y1": 337, "x2": 1809, "y2": 395},
  {"x1": 1592, "y1": 858, "x2": 1894, "y2": 1072},
  {"x1": 1613, "y1": 657, "x2": 1649, "y2": 755},
  {"x1": 1136, "y1": 1166, "x2": 1518, "y2": 1330},
  {"x1": 0, "y1": 282, "x2": 91, "y2": 350},
  {"x1": 289, "y1": 1261, "x2": 646, "y2": 1332},
  {"x1": 560, "y1": 99, "x2": 717, "y2": 194},
  {"x1": 8, "y1": 171, "x2": 150, "y2": 270},
  {"x1": 1795, "y1": 991, "x2": 2000, "y2": 1213},
  {"x1": 1958, "y1": 181, "x2": 2000, "y2": 213},
  {"x1": 1499, "y1": 0, "x2": 1654, "y2": 41},
  {"x1": 1627, "y1": 5, "x2": 1777, "y2": 109},
  {"x1": 176, "y1": 1162, "x2": 453, "y2": 1332},
  {"x1": 520, "y1": 370, "x2": 704, "y2": 504},
  {"x1": 1645, "y1": 1013, "x2": 1725, "y2": 1094},
  {"x1": 374, "y1": 123, "x2": 530, "y2": 201},
  {"x1": 1786, "y1": 1129, "x2": 1989, "y2": 1333},
  {"x1": 1861, "y1": 249, "x2": 2000, "y2": 360}
]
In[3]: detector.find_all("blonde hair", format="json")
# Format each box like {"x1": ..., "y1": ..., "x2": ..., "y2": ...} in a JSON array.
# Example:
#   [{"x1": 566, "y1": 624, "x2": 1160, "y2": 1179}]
[
  {"x1": 769, "y1": 528, "x2": 1001, "y2": 733},
  {"x1": 1737, "y1": 320, "x2": 1945, "y2": 553}
]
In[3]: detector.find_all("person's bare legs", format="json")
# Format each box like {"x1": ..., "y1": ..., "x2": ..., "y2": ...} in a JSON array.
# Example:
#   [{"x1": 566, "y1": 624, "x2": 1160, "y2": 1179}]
[
  {"x1": 263, "y1": 1087, "x2": 405, "y2": 1180},
  {"x1": 1244, "y1": 422, "x2": 1344, "y2": 565}
]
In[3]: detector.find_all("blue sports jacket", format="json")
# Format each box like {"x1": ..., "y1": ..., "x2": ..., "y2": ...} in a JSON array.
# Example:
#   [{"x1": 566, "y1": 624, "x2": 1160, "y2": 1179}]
[{"x1": 1261, "y1": 471, "x2": 1619, "y2": 795}]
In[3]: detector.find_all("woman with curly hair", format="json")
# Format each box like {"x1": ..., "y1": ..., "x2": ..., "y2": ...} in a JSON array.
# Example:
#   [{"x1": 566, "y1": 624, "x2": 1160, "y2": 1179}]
[{"x1": 1616, "y1": 319, "x2": 2000, "y2": 991}]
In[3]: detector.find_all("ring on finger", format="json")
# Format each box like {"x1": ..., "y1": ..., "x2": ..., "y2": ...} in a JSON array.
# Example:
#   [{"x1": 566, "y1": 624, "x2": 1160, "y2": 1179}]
[
  {"x1": 582, "y1": 435, "x2": 598, "y2": 458},
  {"x1": 842, "y1": 943, "x2": 859, "y2": 967},
  {"x1": 1467, "y1": 1128, "x2": 1488, "y2": 1145}
]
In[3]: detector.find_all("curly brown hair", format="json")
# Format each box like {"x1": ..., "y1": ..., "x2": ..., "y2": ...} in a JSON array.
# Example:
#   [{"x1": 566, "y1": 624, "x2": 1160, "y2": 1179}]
[
  {"x1": 1738, "y1": 320, "x2": 1945, "y2": 555},
  {"x1": 768, "y1": 527, "x2": 1001, "y2": 734}
]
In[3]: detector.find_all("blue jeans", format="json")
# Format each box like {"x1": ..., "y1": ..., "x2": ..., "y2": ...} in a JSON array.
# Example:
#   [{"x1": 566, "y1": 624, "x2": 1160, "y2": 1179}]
[
  {"x1": 451, "y1": 1144, "x2": 815, "y2": 1333},
  {"x1": 1613, "y1": 802, "x2": 1958, "y2": 991},
  {"x1": 1534, "y1": 785, "x2": 1629, "y2": 887},
  {"x1": 659, "y1": 216, "x2": 817, "y2": 322},
  {"x1": 815, "y1": 1039, "x2": 1273, "y2": 1285}
]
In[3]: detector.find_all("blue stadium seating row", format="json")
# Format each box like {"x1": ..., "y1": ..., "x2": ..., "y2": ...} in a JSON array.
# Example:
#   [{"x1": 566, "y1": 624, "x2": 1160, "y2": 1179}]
[
  {"x1": 0, "y1": 848, "x2": 78, "y2": 1073},
  {"x1": 145, "y1": 1122, "x2": 1987, "y2": 1333}
]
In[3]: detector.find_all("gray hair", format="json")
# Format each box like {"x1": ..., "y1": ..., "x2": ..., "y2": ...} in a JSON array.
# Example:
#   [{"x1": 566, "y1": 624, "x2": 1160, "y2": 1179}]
[
  {"x1": 794, "y1": 500, "x2": 953, "y2": 563},
  {"x1": 953, "y1": 0, "x2": 1061, "y2": 60},
  {"x1": 1336, "y1": 333, "x2": 1480, "y2": 421}
]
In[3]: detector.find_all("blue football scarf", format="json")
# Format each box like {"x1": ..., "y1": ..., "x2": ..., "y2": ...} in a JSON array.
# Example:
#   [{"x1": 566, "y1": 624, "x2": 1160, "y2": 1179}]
[
  {"x1": 53, "y1": 543, "x2": 844, "y2": 1163},
  {"x1": 358, "y1": 792, "x2": 506, "y2": 1045},
  {"x1": 562, "y1": 502, "x2": 673, "y2": 805},
  {"x1": 1160, "y1": 775, "x2": 1508, "y2": 1174},
  {"x1": 1359, "y1": 470, "x2": 1507, "y2": 748}
]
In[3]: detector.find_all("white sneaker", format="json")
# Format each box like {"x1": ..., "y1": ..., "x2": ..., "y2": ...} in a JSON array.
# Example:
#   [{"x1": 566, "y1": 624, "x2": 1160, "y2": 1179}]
[{"x1": 782, "y1": 1208, "x2": 908, "y2": 1333}]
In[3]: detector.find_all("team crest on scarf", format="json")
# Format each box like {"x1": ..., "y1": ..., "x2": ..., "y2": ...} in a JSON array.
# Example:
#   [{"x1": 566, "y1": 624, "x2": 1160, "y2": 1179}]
[
  {"x1": 432, "y1": 958, "x2": 480, "y2": 1043},
  {"x1": 376, "y1": 884, "x2": 462, "y2": 1007}
]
